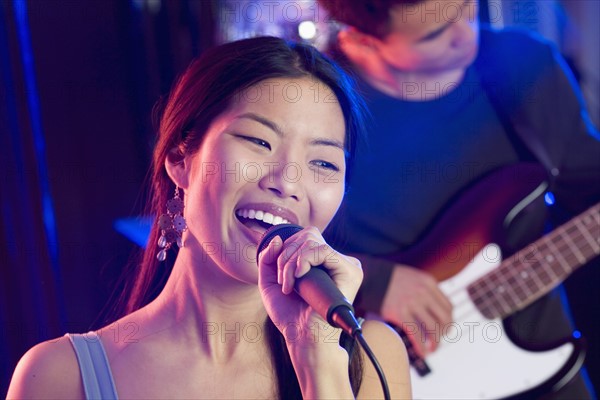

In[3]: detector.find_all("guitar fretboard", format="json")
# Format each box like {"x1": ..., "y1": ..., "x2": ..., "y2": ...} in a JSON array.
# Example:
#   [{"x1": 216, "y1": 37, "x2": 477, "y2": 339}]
[{"x1": 468, "y1": 203, "x2": 600, "y2": 319}]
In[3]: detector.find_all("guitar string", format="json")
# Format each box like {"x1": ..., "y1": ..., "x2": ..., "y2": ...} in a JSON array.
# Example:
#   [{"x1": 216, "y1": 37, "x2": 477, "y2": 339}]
[
  {"x1": 429, "y1": 204, "x2": 598, "y2": 304},
  {"x1": 442, "y1": 220, "x2": 599, "y2": 322},
  {"x1": 418, "y1": 205, "x2": 599, "y2": 334},
  {"x1": 463, "y1": 223, "x2": 598, "y2": 317},
  {"x1": 397, "y1": 206, "x2": 599, "y2": 341}
]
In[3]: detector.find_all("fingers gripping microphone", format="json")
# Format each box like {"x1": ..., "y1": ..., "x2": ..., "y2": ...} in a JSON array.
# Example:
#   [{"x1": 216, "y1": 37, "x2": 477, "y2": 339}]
[
  {"x1": 258, "y1": 228, "x2": 392, "y2": 399},
  {"x1": 257, "y1": 224, "x2": 362, "y2": 337}
]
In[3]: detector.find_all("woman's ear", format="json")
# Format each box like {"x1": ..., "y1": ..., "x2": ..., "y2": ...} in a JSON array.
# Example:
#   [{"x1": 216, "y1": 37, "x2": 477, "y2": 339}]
[{"x1": 164, "y1": 147, "x2": 189, "y2": 189}]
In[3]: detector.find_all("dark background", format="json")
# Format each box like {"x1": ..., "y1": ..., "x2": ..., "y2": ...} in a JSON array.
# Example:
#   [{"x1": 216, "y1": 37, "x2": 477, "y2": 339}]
[{"x1": 1, "y1": 0, "x2": 598, "y2": 397}]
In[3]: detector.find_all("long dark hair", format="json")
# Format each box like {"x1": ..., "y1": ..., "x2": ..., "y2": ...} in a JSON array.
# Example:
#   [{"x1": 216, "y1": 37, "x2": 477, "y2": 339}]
[{"x1": 118, "y1": 36, "x2": 367, "y2": 398}]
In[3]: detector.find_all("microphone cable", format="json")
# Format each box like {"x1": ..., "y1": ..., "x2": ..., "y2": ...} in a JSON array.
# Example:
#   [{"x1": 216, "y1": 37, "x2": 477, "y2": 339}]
[{"x1": 354, "y1": 329, "x2": 391, "y2": 400}]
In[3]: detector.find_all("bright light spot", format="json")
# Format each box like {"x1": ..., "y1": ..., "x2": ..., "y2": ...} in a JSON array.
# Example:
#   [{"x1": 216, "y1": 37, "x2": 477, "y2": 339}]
[
  {"x1": 132, "y1": 0, "x2": 161, "y2": 14},
  {"x1": 298, "y1": 21, "x2": 317, "y2": 40},
  {"x1": 573, "y1": 330, "x2": 581, "y2": 339},
  {"x1": 544, "y1": 192, "x2": 555, "y2": 206}
]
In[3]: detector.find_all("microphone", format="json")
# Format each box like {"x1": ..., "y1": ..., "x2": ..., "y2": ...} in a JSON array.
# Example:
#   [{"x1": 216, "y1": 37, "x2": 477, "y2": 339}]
[{"x1": 257, "y1": 224, "x2": 362, "y2": 337}]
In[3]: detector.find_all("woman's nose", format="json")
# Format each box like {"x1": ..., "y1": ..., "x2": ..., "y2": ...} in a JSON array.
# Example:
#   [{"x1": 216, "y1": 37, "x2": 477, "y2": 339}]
[{"x1": 258, "y1": 161, "x2": 304, "y2": 201}]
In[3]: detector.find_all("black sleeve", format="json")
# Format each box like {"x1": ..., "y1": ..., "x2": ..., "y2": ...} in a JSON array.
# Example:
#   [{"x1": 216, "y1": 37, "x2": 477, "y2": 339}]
[{"x1": 352, "y1": 254, "x2": 395, "y2": 314}]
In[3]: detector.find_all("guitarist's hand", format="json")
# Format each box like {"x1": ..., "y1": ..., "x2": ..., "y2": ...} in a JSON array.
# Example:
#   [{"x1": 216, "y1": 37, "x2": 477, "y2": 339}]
[{"x1": 381, "y1": 265, "x2": 453, "y2": 358}]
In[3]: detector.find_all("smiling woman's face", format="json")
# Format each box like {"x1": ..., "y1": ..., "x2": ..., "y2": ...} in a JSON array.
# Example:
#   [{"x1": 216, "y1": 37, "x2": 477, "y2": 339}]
[{"x1": 176, "y1": 77, "x2": 346, "y2": 283}]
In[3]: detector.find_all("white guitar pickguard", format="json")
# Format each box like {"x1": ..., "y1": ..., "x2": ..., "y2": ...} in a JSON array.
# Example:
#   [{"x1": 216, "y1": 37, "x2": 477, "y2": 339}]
[{"x1": 410, "y1": 244, "x2": 574, "y2": 399}]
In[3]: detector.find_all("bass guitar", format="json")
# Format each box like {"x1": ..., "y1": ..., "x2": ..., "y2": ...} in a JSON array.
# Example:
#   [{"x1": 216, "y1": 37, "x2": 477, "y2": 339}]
[{"x1": 385, "y1": 163, "x2": 599, "y2": 399}]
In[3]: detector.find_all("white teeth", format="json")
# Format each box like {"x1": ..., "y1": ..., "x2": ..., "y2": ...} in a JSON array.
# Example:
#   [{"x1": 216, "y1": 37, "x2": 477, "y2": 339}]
[
  {"x1": 236, "y1": 208, "x2": 291, "y2": 226},
  {"x1": 263, "y1": 213, "x2": 274, "y2": 224}
]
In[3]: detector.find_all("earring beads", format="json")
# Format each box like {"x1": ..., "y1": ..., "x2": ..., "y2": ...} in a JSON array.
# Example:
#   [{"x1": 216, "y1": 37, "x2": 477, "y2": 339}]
[{"x1": 156, "y1": 186, "x2": 187, "y2": 261}]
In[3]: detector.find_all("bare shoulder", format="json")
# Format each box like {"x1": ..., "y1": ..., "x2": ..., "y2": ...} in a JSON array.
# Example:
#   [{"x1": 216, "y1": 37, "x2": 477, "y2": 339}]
[
  {"x1": 361, "y1": 319, "x2": 408, "y2": 360},
  {"x1": 361, "y1": 319, "x2": 401, "y2": 340},
  {"x1": 7, "y1": 335, "x2": 84, "y2": 399},
  {"x1": 358, "y1": 319, "x2": 412, "y2": 399}
]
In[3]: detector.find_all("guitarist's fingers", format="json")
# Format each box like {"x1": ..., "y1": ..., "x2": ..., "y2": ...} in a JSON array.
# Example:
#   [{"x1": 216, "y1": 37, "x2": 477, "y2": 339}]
[
  {"x1": 422, "y1": 276, "x2": 453, "y2": 352},
  {"x1": 424, "y1": 304, "x2": 452, "y2": 353},
  {"x1": 403, "y1": 303, "x2": 450, "y2": 356},
  {"x1": 418, "y1": 270, "x2": 453, "y2": 316},
  {"x1": 416, "y1": 276, "x2": 453, "y2": 353},
  {"x1": 406, "y1": 325, "x2": 428, "y2": 360},
  {"x1": 431, "y1": 284, "x2": 453, "y2": 315},
  {"x1": 428, "y1": 291, "x2": 453, "y2": 328},
  {"x1": 381, "y1": 265, "x2": 453, "y2": 355},
  {"x1": 403, "y1": 307, "x2": 438, "y2": 357},
  {"x1": 419, "y1": 308, "x2": 444, "y2": 353}
]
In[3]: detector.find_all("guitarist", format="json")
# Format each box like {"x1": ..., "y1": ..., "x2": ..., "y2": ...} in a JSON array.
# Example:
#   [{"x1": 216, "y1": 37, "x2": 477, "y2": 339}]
[{"x1": 319, "y1": 0, "x2": 600, "y2": 397}]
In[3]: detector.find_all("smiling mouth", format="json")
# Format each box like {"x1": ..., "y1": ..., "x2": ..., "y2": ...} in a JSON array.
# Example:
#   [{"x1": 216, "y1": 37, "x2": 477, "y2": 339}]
[{"x1": 236, "y1": 208, "x2": 290, "y2": 232}]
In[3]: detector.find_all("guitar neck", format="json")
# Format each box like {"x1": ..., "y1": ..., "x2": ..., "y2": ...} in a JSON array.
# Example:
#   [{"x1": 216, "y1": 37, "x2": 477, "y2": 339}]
[{"x1": 469, "y1": 203, "x2": 600, "y2": 319}]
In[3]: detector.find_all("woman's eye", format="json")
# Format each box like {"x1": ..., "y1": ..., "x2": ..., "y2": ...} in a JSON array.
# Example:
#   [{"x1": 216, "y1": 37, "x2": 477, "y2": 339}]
[
  {"x1": 238, "y1": 135, "x2": 271, "y2": 150},
  {"x1": 311, "y1": 160, "x2": 340, "y2": 172}
]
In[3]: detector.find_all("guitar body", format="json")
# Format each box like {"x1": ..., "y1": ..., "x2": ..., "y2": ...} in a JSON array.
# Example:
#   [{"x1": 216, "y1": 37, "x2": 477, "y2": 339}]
[
  {"x1": 391, "y1": 163, "x2": 550, "y2": 280},
  {"x1": 383, "y1": 164, "x2": 593, "y2": 399},
  {"x1": 411, "y1": 246, "x2": 584, "y2": 399}
]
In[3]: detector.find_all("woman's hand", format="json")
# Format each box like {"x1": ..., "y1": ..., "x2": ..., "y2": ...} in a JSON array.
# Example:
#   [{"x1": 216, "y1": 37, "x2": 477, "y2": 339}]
[
  {"x1": 257, "y1": 226, "x2": 363, "y2": 348},
  {"x1": 257, "y1": 226, "x2": 363, "y2": 399}
]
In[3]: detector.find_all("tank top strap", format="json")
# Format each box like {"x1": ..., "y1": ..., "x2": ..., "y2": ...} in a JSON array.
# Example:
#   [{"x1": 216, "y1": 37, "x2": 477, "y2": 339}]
[{"x1": 66, "y1": 332, "x2": 118, "y2": 399}]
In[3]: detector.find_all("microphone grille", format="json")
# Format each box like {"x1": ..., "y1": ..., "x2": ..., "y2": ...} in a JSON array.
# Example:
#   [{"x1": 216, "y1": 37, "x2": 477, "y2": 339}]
[{"x1": 256, "y1": 224, "x2": 303, "y2": 263}]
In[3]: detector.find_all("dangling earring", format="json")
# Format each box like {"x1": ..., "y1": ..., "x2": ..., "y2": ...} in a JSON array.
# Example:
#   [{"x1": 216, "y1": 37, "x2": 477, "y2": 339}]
[{"x1": 156, "y1": 186, "x2": 187, "y2": 261}]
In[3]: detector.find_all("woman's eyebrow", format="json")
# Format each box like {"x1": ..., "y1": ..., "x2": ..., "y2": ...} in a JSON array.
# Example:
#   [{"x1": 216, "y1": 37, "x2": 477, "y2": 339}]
[
  {"x1": 235, "y1": 112, "x2": 284, "y2": 136},
  {"x1": 236, "y1": 112, "x2": 345, "y2": 151},
  {"x1": 310, "y1": 138, "x2": 344, "y2": 151}
]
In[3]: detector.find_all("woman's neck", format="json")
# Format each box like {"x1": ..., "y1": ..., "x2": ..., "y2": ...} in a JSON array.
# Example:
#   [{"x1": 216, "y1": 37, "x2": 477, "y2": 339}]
[{"x1": 147, "y1": 246, "x2": 269, "y2": 362}]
